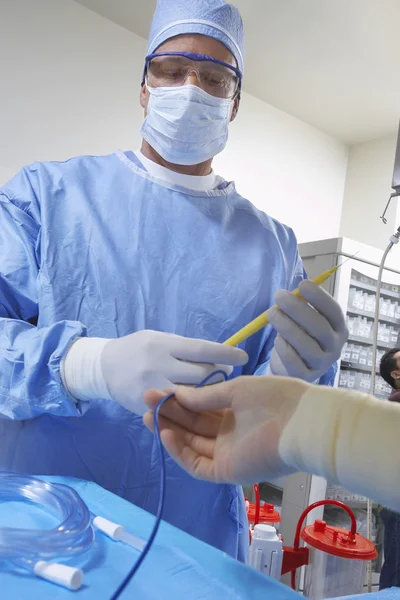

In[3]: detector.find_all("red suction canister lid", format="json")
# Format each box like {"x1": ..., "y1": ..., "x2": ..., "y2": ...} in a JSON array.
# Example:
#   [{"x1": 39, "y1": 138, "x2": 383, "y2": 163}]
[
  {"x1": 247, "y1": 502, "x2": 281, "y2": 524},
  {"x1": 301, "y1": 520, "x2": 377, "y2": 560}
]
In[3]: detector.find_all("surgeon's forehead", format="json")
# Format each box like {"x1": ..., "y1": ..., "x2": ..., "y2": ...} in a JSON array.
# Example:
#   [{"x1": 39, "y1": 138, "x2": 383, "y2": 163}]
[{"x1": 156, "y1": 34, "x2": 236, "y2": 67}]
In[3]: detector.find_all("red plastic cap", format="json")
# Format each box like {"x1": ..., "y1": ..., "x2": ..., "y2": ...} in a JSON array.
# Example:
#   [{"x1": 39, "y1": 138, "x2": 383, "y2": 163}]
[
  {"x1": 246, "y1": 502, "x2": 281, "y2": 524},
  {"x1": 301, "y1": 524, "x2": 377, "y2": 560},
  {"x1": 313, "y1": 520, "x2": 326, "y2": 533}
]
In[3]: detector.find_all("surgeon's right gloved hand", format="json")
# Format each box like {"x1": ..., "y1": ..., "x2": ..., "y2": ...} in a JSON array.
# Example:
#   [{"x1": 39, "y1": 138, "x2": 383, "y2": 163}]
[{"x1": 62, "y1": 331, "x2": 248, "y2": 416}]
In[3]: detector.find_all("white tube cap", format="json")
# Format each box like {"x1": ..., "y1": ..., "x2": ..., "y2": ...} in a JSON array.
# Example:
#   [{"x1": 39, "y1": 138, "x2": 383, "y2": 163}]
[
  {"x1": 93, "y1": 516, "x2": 124, "y2": 540},
  {"x1": 93, "y1": 516, "x2": 146, "y2": 551},
  {"x1": 34, "y1": 561, "x2": 83, "y2": 591},
  {"x1": 253, "y1": 524, "x2": 278, "y2": 541}
]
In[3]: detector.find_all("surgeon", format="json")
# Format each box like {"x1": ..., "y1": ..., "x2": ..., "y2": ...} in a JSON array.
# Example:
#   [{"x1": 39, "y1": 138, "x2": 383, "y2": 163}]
[{"x1": 0, "y1": 0, "x2": 347, "y2": 561}]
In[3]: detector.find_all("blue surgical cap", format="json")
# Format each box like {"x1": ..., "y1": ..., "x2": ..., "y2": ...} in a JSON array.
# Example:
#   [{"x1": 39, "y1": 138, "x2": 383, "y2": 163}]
[{"x1": 146, "y1": 0, "x2": 245, "y2": 74}]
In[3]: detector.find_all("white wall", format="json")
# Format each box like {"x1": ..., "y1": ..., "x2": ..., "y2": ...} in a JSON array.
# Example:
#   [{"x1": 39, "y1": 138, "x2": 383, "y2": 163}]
[
  {"x1": 340, "y1": 134, "x2": 398, "y2": 249},
  {"x1": 214, "y1": 94, "x2": 349, "y2": 242},
  {"x1": 1, "y1": 0, "x2": 349, "y2": 244},
  {"x1": 0, "y1": 0, "x2": 145, "y2": 182}
]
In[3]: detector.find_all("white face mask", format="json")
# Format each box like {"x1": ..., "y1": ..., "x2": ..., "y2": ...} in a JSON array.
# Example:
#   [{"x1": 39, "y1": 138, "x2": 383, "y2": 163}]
[{"x1": 140, "y1": 84, "x2": 234, "y2": 166}]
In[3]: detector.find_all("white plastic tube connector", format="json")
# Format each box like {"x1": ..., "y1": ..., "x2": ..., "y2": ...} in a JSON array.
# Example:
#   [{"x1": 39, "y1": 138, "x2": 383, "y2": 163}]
[
  {"x1": 93, "y1": 516, "x2": 124, "y2": 540},
  {"x1": 249, "y1": 524, "x2": 283, "y2": 580},
  {"x1": 93, "y1": 516, "x2": 146, "y2": 551},
  {"x1": 34, "y1": 561, "x2": 83, "y2": 591}
]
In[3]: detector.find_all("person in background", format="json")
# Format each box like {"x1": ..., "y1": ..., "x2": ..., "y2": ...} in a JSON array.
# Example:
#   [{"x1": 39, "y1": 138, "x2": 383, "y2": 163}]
[
  {"x1": 0, "y1": 0, "x2": 347, "y2": 561},
  {"x1": 378, "y1": 349, "x2": 400, "y2": 589},
  {"x1": 380, "y1": 348, "x2": 400, "y2": 402}
]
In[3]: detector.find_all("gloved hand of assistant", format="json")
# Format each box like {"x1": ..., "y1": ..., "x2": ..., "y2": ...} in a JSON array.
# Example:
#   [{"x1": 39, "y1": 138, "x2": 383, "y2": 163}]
[
  {"x1": 62, "y1": 330, "x2": 248, "y2": 415},
  {"x1": 267, "y1": 280, "x2": 348, "y2": 382},
  {"x1": 143, "y1": 376, "x2": 310, "y2": 484}
]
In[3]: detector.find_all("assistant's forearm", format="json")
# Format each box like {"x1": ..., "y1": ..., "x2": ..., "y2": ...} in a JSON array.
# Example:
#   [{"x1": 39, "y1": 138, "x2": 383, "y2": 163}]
[{"x1": 279, "y1": 385, "x2": 400, "y2": 511}]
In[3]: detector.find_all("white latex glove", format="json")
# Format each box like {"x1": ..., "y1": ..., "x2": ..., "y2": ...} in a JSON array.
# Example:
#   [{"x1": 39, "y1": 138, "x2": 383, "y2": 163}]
[
  {"x1": 267, "y1": 280, "x2": 348, "y2": 382},
  {"x1": 144, "y1": 375, "x2": 400, "y2": 512},
  {"x1": 143, "y1": 376, "x2": 310, "y2": 484},
  {"x1": 62, "y1": 331, "x2": 248, "y2": 416}
]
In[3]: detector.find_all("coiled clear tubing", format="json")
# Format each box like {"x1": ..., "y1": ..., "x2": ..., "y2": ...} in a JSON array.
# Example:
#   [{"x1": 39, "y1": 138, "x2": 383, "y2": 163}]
[{"x1": 0, "y1": 472, "x2": 94, "y2": 571}]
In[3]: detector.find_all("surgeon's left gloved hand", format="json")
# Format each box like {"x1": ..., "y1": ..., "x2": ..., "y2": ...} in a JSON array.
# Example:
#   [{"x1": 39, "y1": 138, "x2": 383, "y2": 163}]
[{"x1": 267, "y1": 280, "x2": 348, "y2": 382}]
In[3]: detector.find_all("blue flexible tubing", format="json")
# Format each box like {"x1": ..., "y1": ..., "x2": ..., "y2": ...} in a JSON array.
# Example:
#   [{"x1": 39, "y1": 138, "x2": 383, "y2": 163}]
[
  {"x1": 109, "y1": 369, "x2": 229, "y2": 599},
  {"x1": 0, "y1": 472, "x2": 94, "y2": 572}
]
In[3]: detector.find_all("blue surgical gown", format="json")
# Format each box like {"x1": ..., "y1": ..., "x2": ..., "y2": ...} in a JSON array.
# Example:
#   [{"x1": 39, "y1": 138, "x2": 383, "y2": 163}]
[{"x1": 0, "y1": 150, "x2": 335, "y2": 562}]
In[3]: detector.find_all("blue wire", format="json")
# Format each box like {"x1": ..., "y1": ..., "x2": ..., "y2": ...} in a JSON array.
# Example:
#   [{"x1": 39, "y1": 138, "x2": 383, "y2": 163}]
[{"x1": 109, "y1": 369, "x2": 229, "y2": 599}]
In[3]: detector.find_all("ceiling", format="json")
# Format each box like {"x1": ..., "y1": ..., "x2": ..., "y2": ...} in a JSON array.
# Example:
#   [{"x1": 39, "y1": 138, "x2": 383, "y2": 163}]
[{"x1": 73, "y1": 0, "x2": 400, "y2": 145}]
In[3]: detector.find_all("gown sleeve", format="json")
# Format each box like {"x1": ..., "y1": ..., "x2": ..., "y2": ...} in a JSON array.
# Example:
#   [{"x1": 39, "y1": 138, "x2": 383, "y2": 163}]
[
  {"x1": 279, "y1": 385, "x2": 400, "y2": 512},
  {"x1": 0, "y1": 168, "x2": 86, "y2": 419}
]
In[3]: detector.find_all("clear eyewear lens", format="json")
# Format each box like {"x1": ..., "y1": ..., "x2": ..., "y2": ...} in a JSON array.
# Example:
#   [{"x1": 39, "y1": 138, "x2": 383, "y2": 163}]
[{"x1": 147, "y1": 57, "x2": 239, "y2": 99}]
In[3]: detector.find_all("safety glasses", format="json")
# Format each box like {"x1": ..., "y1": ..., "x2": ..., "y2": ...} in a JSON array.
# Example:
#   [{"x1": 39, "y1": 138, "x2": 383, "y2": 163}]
[{"x1": 144, "y1": 52, "x2": 242, "y2": 99}]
